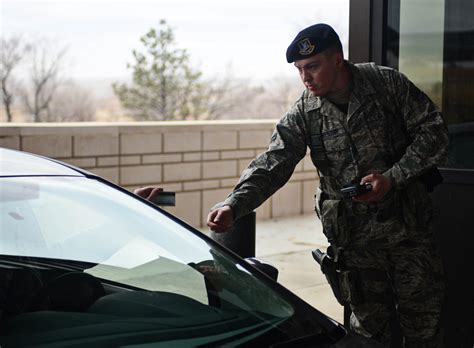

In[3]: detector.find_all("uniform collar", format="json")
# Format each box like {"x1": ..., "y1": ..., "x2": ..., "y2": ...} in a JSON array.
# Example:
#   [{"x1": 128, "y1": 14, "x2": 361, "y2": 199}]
[
  {"x1": 304, "y1": 90, "x2": 321, "y2": 111},
  {"x1": 349, "y1": 62, "x2": 377, "y2": 97},
  {"x1": 346, "y1": 62, "x2": 377, "y2": 121}
]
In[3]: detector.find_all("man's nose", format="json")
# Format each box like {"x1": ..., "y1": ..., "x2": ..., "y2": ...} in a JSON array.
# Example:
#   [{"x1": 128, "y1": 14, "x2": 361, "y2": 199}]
[{"x1": 301, "y1": 70, "x2": 311, "y2": 82}]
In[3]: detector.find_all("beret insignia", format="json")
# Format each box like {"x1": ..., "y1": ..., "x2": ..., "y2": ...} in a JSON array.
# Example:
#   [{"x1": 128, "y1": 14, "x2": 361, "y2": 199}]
[{"x1": 298, "y1": 38, "x2": 315, "y2": 56}]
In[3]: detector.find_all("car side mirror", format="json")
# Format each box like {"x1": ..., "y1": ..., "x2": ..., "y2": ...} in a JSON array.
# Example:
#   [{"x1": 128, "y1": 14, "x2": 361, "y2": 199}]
[{"x1": 245, "y1": 257, "x2": 278, "y2": 281}]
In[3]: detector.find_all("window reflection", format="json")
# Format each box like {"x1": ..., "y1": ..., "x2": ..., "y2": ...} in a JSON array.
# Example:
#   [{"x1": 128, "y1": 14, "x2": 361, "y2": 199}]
[
  {"x1": 385, "y1": 0, "x2": 474, "y2": 169},
  {"x1": 442, "y1": 1, "x2": 474, "y2": 128},
  {"x1": 398, "y1": 0, "x2": 445, "y2": 107}
]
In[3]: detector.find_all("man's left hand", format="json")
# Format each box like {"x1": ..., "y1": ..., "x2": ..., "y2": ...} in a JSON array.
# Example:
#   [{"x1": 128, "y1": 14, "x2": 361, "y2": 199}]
[{"x1": 353, "y1": 173, "x2": 392, "y2": 202}]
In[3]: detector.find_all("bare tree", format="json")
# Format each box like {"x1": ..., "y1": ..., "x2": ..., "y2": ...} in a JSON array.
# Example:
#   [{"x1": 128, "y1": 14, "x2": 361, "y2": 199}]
[
  {"x1": 22, "y1": 39, "x2": 67, "y2": 122},
  {"x1": 0, "y1": 36, "x2": 30, "y2": 122},
  {"x1": 45, "y1": 80, "x2": 97, "y2": 122},
  {"x1": 203, "y1": 76, "x2": 300, "y2": 120},
  {"x1": 203, "y1": 76, "x2": 253, "y2": 120},
  {"x1": 193, "y1": 65, "x2": 265, "y2": 120},
  {"x1": 253, "y1": 76, "x2": 302, "y2": 118}
]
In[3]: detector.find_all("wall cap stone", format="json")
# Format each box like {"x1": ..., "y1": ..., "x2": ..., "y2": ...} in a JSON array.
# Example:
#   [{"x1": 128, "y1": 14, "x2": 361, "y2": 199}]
[{"x1": 0, "y1": 120, "x2": 279, "y2": 136}]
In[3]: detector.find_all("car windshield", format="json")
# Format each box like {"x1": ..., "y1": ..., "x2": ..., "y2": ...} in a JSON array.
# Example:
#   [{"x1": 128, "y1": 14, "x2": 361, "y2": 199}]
[{"x1": 0, "y1": 176, "x2": 326, "y2": 347}]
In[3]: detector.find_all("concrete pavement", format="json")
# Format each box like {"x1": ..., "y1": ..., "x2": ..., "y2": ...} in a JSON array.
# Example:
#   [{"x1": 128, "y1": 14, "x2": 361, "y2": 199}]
[{"x1": 254, "y1": 214, "x2": 344, "y2": 323}]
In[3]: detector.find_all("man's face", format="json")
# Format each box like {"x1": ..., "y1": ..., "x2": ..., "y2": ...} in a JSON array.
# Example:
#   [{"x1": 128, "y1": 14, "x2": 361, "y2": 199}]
[{"x1": 294, "y1": 51, "x2": 342, "y2": 97}]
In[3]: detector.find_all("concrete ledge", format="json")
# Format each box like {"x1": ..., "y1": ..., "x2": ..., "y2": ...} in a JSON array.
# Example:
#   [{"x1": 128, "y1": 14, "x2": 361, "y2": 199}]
[{"x1": 0, "y1": 120, "x2": 319, "y2": 227}]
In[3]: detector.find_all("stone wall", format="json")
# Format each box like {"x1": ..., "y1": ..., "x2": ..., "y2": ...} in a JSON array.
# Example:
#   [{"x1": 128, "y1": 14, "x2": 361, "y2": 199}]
[{"x1": 0, "y1": 121, "x2": 319, "y2": 227}]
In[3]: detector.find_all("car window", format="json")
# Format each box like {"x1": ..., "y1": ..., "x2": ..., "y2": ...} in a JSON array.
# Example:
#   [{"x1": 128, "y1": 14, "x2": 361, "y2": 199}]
[
  {"x1": 0, "y1": 177, "x2": 293, "y2": 316},
  {"x1": 1, "y1": 177, "x2": 209, "y2": 262},
  {"x1": 0, "y1": 176, "x2": 337, "y2": 347},
  {"x1": 0, "y1": 148, "x2": 82, "y2": 176}
]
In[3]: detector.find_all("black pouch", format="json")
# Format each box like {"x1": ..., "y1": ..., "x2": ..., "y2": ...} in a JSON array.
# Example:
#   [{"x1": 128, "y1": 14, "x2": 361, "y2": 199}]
[
  {"x1": 419, "y1": 167, "x2": 443, "y2": 192},
  {"x1": 401, "y1": 181, "x2": 434, "y2": 230}
]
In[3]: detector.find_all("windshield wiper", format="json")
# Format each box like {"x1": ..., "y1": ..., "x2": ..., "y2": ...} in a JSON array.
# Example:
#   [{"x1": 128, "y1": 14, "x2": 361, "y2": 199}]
[{"x1": 0, "y1": 255, "x2": 97, "y2": 272}]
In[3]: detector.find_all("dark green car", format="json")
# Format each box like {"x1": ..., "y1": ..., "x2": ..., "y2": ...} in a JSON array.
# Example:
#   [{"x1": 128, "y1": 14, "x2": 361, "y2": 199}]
[{"x1": 0, "y1": 148, "x2": 382, "y2": 347}]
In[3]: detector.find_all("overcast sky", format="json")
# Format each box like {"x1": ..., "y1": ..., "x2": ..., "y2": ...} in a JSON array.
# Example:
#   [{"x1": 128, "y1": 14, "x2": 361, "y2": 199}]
[{"x1": 1, "y1": 0, "x2": 349, "y2": 82}]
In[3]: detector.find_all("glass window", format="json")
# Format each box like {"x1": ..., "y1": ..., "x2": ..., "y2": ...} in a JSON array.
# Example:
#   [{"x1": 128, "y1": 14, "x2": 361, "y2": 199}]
[
  {"x1": 385, "y1": 0, "x2": 474, "y2": 169},
  {"x1": 398, "y1": 0, "x2": 445, "y2": 108}
]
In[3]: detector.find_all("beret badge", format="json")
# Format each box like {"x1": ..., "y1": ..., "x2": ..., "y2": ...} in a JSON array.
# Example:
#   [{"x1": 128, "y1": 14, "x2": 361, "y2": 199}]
[{"x1": 297, "y1": 38, "x2": 315, "y2": 56}]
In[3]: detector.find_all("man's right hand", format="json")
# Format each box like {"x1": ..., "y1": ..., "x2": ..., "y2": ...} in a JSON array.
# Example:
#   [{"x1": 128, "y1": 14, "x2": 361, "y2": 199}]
[{"x1": 207, "y1": 205, "x2": 234, "y2": 233}]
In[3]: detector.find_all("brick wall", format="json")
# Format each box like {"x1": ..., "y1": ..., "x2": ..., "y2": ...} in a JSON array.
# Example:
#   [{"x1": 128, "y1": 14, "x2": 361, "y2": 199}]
[{"x1": 0, "y1": 121, "x2": 319, "y2": 227}]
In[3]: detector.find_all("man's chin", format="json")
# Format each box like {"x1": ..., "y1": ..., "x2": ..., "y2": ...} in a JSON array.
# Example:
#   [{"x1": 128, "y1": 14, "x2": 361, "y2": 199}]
[{"x1": 307, "y1": 88, "x2": 325, "y2": 97}]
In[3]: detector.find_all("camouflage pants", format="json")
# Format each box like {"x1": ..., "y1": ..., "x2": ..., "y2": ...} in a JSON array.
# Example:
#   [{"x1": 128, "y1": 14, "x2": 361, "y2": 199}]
[{"x1": 342, "y1": 238, "x2": 445, "y2": 347}]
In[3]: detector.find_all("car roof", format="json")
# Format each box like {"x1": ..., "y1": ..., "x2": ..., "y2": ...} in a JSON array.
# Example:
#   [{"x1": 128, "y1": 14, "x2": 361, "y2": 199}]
[{"x1": 0, "y1": 148, "x2": 84, "y2": 177}]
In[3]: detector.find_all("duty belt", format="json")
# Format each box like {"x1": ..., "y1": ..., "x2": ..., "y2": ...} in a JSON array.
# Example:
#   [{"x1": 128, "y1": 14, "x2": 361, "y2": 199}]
[{"x1": 349, "y1": 194, "x2": 401, "y2": 222}]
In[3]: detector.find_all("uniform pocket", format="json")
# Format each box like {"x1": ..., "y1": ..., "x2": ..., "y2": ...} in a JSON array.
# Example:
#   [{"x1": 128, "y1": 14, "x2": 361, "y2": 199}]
[
  {"x1": 315, "y1": 128, "x2": 353, "y2": 176},
  {"x1": 320, "y1": 199, "x2": 349, "y2": 247},
  {"x1": 339, "y1": 270, "x2": 362, "y2": 305},
  {"x1": 321, "y1": 127, "x2": 350, "y2": 152},
  {"x1": 353, "y1": 102, "x2": 388, "y2": 149}
]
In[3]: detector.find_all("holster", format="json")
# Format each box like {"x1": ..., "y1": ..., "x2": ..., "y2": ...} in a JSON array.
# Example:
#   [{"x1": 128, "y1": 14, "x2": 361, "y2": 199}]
[{"x1": 313, "y1": 247, "x2": 362, "y2": 306}]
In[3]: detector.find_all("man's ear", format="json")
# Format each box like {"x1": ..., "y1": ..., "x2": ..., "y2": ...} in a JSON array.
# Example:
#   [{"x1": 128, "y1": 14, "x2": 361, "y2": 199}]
[{"x1": 334, "y1": 52, "x2": 344, "y2": 68}]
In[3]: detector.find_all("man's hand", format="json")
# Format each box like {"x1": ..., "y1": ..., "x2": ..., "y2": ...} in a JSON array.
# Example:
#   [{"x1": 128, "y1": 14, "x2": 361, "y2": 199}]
[
  {"x1": 353, "y1": 173, "x2": 392, "y2": 202},
  {"x1": 207, "y1": 205, "x2": 234, "y2": 233},
  {"x1": 134, "y1": 186, "x2": 163, "y2": 202}
]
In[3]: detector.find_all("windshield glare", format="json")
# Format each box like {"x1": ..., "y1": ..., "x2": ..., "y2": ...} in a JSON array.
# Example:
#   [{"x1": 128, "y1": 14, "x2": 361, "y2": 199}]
[{"x1": 0, "y1": 176, "x2": 314, "y2": 347}]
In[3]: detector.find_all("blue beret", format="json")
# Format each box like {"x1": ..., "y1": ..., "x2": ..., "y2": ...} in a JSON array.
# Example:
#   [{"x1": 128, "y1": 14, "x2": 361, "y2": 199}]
[{"x1": 286, "y1": 23, "x2": 341, "y2": 63}]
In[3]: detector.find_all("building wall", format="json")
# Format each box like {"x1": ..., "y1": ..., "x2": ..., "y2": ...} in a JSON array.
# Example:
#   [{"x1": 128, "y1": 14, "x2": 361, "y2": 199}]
[{"x1": 0, "y1": 121, "x2": 319, "y2": 227}]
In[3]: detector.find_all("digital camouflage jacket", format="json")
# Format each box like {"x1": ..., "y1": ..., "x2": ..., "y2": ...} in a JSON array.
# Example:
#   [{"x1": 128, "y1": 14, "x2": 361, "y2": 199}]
[{"x1": 222, "y1": 62, "x2": 448, "y2": 249}]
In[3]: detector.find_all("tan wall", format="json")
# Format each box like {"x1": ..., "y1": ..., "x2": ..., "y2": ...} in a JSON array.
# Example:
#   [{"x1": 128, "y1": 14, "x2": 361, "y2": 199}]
[{"x1": 0, "y1": 121, "x2": 319, "y2": 227}]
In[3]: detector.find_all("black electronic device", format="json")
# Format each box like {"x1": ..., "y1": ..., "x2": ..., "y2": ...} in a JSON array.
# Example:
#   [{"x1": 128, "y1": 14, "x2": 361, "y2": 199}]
[{"x1": 340, "y1": 183, "x2": 372, "y2": 198}]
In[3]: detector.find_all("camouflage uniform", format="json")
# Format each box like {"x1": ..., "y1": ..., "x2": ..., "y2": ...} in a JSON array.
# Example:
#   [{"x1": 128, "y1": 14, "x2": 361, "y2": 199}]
[{"x1": 220, "y1": 62, "x2": 448, "y2": 346}]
